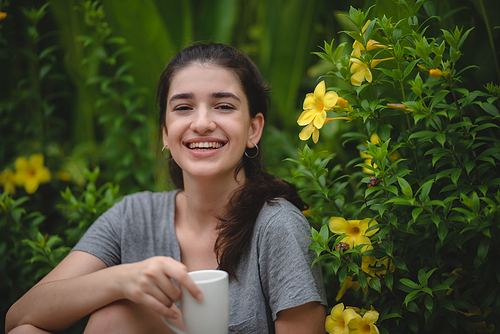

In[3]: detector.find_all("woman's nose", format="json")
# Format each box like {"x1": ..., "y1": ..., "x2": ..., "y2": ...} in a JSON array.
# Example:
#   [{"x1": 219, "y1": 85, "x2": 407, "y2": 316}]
[{"x1": 190, "y1": 107, "x2": 216, "y2": 133}]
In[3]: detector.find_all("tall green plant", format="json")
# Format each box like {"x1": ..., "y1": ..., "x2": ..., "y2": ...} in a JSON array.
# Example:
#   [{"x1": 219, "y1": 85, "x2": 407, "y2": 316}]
[{"x1": 289, "y1": 4, "x2": 500, "y2": 333}]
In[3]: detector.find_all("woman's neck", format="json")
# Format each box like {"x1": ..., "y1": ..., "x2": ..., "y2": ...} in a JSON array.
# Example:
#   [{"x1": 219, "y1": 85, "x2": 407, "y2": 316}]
[{"x1": 176, "y1": 170, "x2": 245, "y2": 230}]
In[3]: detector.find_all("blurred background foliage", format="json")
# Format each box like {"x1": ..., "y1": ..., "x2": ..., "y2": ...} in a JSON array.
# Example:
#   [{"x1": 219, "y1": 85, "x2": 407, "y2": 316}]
[{"x1": 0, "y1": 0, "x2": 499, "y2": 332}]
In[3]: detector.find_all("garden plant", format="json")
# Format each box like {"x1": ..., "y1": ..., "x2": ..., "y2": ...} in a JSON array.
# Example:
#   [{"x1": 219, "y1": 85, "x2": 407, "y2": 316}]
[
  {"x1": 289, "y1": 2, "x2": 500, "y2": 333},
  {"x1": 1, "y1": 0, "x2": 500, "y2": 333}
]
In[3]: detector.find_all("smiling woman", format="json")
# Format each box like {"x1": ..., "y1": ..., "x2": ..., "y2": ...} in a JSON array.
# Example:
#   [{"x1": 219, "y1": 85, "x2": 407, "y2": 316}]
[{"x1": 5, "y1": 43, "x2": 327, "y2": 334}]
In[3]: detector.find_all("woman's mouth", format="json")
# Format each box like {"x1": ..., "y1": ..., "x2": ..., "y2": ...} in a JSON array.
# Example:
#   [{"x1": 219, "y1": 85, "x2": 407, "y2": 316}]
[{"x1": 186, "y1": 141, "x2": 225, "y2": 150}]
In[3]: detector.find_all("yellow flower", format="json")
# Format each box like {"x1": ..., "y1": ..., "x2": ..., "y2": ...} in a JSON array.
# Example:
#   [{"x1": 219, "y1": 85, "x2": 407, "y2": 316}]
[
  {"x1": 297, "y1": 80, "x2": 342, "y2": 143},
  {"x1": 362, "y1": 256, "x2": 395, "y2": 280},
  {"x1": 336, "y1": 275, "x2": 361, "y2": 301},
  {"x1": 0, "y1": 168, "x2": 16, "y2": 195},
  {"x1": 429, "y1": 69, "x2": 443, "y2": 79},
  {"x1": 360, "y1": 150, "x2": 377, "y2": 174},
  {"x1": 386, "y1": 103, "x2": 413, "y2": 112},
  {"x1": 350, "y1": 57, "x2": 393, "y2": 86},
  {"x1": 14, "y1": 154, "x2": 51, "y2": 194},
  {"x1": 325, "y1": 303, "x2": 360, "y2": 334},
  {"x1": 458, "y1": 307, "x2": 494, "y2": 333},
  {"x1": 336, "y1": 97, "x2": 349, "y2": 109},
  {"x1": 0, "y1": 12, "x2": 6, "y2": 20},
  {"x1": 298, "y1": 80, "x2": 338, "y2": 128},
  {"x1": 351, "y1": 21, "x2": 387, "y2": 58},
  {"x1": 350, "y1": 310, "x2": 380, "y2": 334},
  {"x1": 329, "y1": 217, "x2": 379, "y2": 251}
]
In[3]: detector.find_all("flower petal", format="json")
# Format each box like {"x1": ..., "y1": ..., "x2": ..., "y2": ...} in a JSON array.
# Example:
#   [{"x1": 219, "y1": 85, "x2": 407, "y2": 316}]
[
  {"x1": 344, "y1": 309, "x2": 362, "y2": 328},
  {"x1": 323, "y1": 91, "x2": 339, "y2": 110},
  {"x1": 15, "y1": 157, "x2": 28, "y2": 171},
  {"x1": 303, "y1": 93, "x2": 316, "y2": 110},
  {"x1": 312, "y1": 128, "x2": 320, "y2": 144},
  {"x1": 364, "y1": 68, "x2": 373, "y2": 83},
  {"x1": 331, "y1": 303, "x2": 345, "y2": 320},
  {"x1": 38, "y1": 167, "x2": 51, "y2": 183},
  {"x1": 363, "y1": 311, "x2": 379, "y2": 325},
  {"x1": 29, "y1": 154, "x2": 44, "y2": 168},
  {"x1": 351, "y1": 70, "x2": 366, "y2": 86},
  {"x1": 359, "y1": 218, "x2": 379, "y2": 236},
  {"x1": 370, "y1": 134, "x2": 381, "y2": 145},
  {"x1": 352, "y1": 235, "x2": 372, "y2": 248},
  {"x1": 314, "y1": 80, "x2": 326, "y2": 101},
  {"x1": 329, "y1": 217, "x2": 349, "y2": 234},
  {"x1": 299, "y1": 124, "x2": 314, "y2": 141},
  {"x1": 297, "y1": 109, "x2": 318, "y2": 125},
  {"x1": 24, "y1": 177, "x2": 40, "y2": 194},
  {"x1": 313, "y1": 110, "x2": 326, "y2": 129}
]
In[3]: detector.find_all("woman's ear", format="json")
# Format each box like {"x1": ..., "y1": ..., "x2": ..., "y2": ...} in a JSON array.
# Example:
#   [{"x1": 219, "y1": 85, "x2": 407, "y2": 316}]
[
  {"x1": 247, "y1": 113, "x2": 265, "y2": 148},
  {"x1": 162, "y1": 126, "x2": 169, "y2": 149}
]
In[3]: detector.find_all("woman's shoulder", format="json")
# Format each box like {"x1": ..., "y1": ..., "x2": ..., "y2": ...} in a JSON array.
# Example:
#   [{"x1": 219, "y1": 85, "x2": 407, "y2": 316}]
[{"x1": 256, "y1": 198, "x2": 310, "y2": 234}]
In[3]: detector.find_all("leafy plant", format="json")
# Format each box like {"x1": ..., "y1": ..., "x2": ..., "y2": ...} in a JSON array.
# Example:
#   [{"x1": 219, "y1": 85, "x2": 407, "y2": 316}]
[{"x1": 290, "y1": 4, "x2": 500, "y2": 334}]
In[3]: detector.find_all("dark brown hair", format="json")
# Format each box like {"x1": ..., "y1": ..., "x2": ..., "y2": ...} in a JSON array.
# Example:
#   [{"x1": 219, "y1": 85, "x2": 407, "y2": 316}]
[{"x1": 157, "y1": 43, "x2": 307, "y2": 278}]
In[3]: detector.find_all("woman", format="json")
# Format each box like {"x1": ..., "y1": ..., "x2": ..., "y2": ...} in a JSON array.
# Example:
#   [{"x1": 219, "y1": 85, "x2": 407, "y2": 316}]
[{"x1": 6, "y1": 43, "x2": 327, "y2": 333}]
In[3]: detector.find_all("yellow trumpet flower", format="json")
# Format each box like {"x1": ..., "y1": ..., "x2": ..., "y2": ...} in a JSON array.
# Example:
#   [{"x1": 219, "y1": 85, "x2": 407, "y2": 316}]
[{"x1": 14, "y1": 153, "x2": 51, "y2": 194}]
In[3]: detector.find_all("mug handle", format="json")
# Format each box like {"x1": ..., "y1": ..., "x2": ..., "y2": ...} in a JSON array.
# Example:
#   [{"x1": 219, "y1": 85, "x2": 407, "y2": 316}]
[{"x1": 161, "y1": 316, "x2": 186, "y2": 334}]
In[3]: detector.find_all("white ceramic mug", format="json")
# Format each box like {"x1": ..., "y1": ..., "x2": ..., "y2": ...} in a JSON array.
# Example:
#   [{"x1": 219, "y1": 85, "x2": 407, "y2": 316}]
[{"x1": 162, "y1": 269, "x2": 229, "y2": 334}]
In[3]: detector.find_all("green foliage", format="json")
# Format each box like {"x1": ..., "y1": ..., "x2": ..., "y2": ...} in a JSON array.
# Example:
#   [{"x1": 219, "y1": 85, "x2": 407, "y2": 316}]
[
  {"x1": 0, "y1": 167, "x2": 119, "y2": 331},
  {"x1": 291, "y1": 3, "x2": 500, "y2": 334}
]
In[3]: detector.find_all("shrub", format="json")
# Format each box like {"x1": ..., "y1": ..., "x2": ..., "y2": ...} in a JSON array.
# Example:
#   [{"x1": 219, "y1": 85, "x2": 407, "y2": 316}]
[{"x1": 289, "y1": 4, "x2": 500, "y2": 334}]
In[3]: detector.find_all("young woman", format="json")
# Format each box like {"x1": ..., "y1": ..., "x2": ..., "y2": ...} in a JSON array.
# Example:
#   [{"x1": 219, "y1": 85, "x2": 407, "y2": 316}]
[{"x1": 6, "y1": 43, "x2": 327, "y2": 334}]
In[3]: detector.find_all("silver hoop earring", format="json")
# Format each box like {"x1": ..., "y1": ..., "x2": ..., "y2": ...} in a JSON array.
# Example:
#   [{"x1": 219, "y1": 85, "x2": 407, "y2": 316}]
[
  {"x1": 244, "y1": 142, "x2": 259, "y2": 159},
  {"x1": 161, "y1": 144, "x2": 169, "y2": 159}
]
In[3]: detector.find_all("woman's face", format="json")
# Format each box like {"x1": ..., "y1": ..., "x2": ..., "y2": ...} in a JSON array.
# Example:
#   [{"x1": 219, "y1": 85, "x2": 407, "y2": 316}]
[{"x1": 163, "y1": 63, "x2": 264, "y2": 184}]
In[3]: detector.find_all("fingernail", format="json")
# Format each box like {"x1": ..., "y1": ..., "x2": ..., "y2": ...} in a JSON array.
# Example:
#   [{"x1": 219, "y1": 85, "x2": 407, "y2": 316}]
[
  {"x1": 172, "y1": 312, "x2": 179, "y2": 319},
  {"x1": 197, "y1": 293, "x2": 203, "y2": 301}
]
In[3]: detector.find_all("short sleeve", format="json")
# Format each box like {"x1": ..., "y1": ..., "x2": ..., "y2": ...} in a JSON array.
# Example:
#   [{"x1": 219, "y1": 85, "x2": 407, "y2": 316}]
[
  {"x1": 72, "y1": 200, "x2": 123, "y2": 267},
  {"x1": 257, "y1": 200, "x2": 327, "y2": 321}
]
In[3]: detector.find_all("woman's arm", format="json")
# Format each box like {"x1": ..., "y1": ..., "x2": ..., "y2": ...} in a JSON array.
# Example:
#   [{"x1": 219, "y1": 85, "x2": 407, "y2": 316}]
[
  {"x1": 275, "y1": 301, "x2": 326, "y2": 334},
  {"x1": 5, "y1": 251, "x2": 201, "y2": 333}
]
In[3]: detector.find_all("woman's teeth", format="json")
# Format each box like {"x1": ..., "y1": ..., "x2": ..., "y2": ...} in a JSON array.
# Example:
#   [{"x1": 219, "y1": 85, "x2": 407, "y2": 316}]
[{"x1": 188, "y1": 142, "x2": 223, "y2": 149}]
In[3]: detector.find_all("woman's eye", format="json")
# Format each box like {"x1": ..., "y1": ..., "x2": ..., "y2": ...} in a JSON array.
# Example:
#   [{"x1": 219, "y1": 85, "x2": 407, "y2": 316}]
[
  {"x1": 217, "y1": 104, "x2": 235, "y2": 110},
  {"x1": 173, "y1": 105, "x2": 192, "y2": 111}
]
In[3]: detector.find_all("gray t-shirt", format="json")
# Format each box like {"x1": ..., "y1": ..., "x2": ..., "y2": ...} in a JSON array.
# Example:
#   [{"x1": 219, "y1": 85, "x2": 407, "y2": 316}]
[{"x1": 73, "y1": 190, "x2": 327, "y2": 333}]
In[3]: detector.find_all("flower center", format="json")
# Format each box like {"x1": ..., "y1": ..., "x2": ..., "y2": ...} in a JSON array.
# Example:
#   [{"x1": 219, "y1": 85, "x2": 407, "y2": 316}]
[
  {"x1": 360, "y1": 323, "x2": 371, "y2": 333},
  {"x1": 314, "y1": 100, "x2": 324, "y2": 112},
  {"x1": 348, "y1": 226, "x2": 361, "y2": 236},
  {"x1": 27, "y1": 167, "x2": 36, "y2": 177}
]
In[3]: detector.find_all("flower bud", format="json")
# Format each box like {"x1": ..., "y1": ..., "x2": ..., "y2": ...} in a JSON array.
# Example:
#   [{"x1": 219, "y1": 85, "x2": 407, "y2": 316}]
[
  {"x1": 337, "y1": 97, "x2": 349, "y2": 109},
  {"x1": 429, "y1": 69, "x2": 443, "y2": 79}
]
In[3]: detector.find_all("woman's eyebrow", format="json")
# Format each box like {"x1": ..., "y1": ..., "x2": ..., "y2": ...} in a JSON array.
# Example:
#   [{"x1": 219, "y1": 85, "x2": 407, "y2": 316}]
[
  {"x1": 212, "y1": 92, "x2": 241, "y2": 102},
  {"x1": 169, "y1": 92, "x2": 194, "y2": 103}
]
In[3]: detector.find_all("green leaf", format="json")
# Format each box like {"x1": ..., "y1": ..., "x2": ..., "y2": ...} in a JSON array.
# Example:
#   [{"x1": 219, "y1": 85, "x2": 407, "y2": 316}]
[
  {"x1": 430, "y1": 90, "x2": 450, "y2": 111},
  {"x1": 392, "y1": 256, "x2": 409, "y2": 271},
  {"x1": 400, "y1": 278, "x2": 419, "y2": 290},
  {"x1": 404, "y1": 290, "x2": 422, "y2": 306},
  {"x1": 451, "y1": 168, "x2": 461, "y2": 186},
  {"x1": 479, "y1": 102, "x2": 499, "y2": 116},
  {"x1": 412, "y1": 207, "x2": 424, "y2": 223},
  {"x1": 370, "y1": 277, "x2": 382, "y2": 293},
  {"x1": 398, "y1": 177, "x2": 413, "y2": 198},
  {"x1": 438, "y1": 223, "x2": 448, "y2": 244},
  {"x1": 379, "y1": 312, "x2": 403, "y2": 322},
  {"x1": 477, "y1": 237, "x2": 490, "y2": 265},
  {"x1": 424, "y1": 295, "x2": 434, "y2": 311}
]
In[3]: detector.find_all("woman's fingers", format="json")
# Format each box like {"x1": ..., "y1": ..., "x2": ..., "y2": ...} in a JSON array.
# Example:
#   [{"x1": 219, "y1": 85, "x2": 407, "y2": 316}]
[
  {"x1": 168, "y1": 269, "x2": 203, "y2": 302},
  {"x1": 121, "y1": 256, "x2": 203, "y2": 316}
]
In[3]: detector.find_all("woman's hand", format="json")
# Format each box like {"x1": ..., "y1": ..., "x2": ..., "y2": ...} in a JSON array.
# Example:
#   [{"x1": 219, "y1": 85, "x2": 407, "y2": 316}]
[{"x1": 118, "y1": 256, "x2": 203, "y2": 319}]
